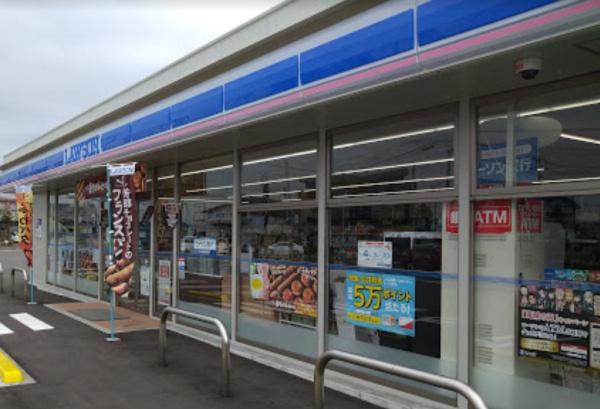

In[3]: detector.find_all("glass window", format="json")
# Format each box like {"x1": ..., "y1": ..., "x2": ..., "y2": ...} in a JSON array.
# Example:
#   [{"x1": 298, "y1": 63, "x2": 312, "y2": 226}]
[
  {"x1": 155, "y1": 165, "x2": 175, "y2": 313},
  {"x1": 473, "y1": 195, "x2": 600, "y2": 409},
  {"x1": 77, "y1": 197, "x2": 102, "y2": 297},
  {"x1": 242, "y1": 138, "x2": 316, "y2": 204},
  {"x1": 328, "y1": 202, "x2": 457, "y2": 399},
  {"x1": 57, "y1": 191, "x2": 75, "y2": 290},
  {"x1": 178, "y1": 157, "x2": 233, "y2": 329},
  {"x1": 330, "y1": 111, "x2": 455, "y2": 199},
  {"x1": 47, "y1": 192, "x2": 56, "y2": 285},
  {"x1": 477, "y1": 84, "x2": 600, "y2": 188},
  {"x1": 238, "y1": 208, "x2": 318, "y2": 358}
]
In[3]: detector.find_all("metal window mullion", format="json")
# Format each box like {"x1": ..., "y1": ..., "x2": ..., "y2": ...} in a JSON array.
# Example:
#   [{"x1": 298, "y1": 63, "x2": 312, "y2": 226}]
[
  {"x1": 457, "y1": 96, "x2": 473, "y2": 409},
  {"x1": 73, "y1": 195, "x2": 79, "y2": 294},
  {"x1": 231, "y1": 148, "x2": 241, "y2": 341},
  {"x1": 149, "y1": 166, "x2": 157, "y2": 317},
  {"x1": 172, "y1": 162, "x2": 180, "y2": 322},
  {"x1": 317, "y1": 128, "x2": 328, "y2": 356}
]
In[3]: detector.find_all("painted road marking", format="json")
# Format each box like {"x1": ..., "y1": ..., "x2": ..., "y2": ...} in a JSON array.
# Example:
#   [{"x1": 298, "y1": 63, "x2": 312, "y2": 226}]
[
  {"x1": 10, "y1": 313, "x2": 54, "y2": 331},
  {"x1": 0, "y1": 322, "x2": 13, "y2": 335},
  {"x1": 0, "y1": 350, "x2": 24, "y2": 384}
]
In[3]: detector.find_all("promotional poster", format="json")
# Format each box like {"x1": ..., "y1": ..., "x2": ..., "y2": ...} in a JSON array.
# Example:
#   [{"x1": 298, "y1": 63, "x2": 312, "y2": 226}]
[
  {"x1": 249, "y1": 261, "x2": 317, "y2": 317},
  {"x1": 16, "y1": 185, "x2": 33, "y2": 266},
  {"x1": 104, "y1": 164, "x2": 137, "y2": 296},
  {"x1": 345, "y1": 270, "x2": 416, "y2": 337}
]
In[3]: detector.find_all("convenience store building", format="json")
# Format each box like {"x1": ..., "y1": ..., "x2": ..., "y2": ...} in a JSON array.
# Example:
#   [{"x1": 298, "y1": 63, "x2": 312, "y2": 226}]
[{"x1": 2, "y1": 1, "x2": 600, "y2": 408}]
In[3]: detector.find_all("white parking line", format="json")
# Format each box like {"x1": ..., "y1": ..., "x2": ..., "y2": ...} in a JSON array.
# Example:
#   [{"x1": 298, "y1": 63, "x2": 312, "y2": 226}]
[
  {"x1": 9, "y1": 313, "x2": 54, "y2": 331},
  {"x1": 0, "y1": 322, "x2": 14, "y2": 335}
]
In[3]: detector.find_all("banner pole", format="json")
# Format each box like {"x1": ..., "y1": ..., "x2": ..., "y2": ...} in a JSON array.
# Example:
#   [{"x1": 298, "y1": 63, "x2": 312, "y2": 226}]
[
  {"x1": 105, "y1": 164, "x2": 120, "y2": 342},
  {"x1": 27, "y1": 265, "x2": 36, "y2": 305}
]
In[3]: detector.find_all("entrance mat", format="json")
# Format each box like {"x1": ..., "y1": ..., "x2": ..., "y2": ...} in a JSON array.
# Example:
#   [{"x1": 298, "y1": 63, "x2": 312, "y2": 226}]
[
  {"x1": 46, "y1": 302, "x2": 158, "y2": 334},
  {"x1": 68, "y1": 308, "x2": 127, "y2": 322}
]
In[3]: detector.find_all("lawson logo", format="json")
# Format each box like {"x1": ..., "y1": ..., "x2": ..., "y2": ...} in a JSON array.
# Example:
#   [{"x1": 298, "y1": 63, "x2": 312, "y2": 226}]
[{"x1": 64, "y1": 135, "x2": 100, "y2": 165}]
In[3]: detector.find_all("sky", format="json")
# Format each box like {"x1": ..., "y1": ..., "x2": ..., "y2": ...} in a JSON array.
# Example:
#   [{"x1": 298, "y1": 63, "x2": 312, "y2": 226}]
[{"x1": 0, "y1": 0, "x2": 281, "y2": 162}]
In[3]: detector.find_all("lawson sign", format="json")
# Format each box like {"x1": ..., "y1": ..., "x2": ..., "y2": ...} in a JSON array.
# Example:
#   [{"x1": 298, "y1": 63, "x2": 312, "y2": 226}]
[{"x1": 64, "y1": 135, "x2": 100, "y2": 165}]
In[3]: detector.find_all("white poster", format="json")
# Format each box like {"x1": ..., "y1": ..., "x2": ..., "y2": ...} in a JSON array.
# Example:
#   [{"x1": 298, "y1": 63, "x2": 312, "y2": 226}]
[
  {"x1": 357, "y1": 241, "x2": 392, "y2": 269},
  {"x1": 193, "y1": 237, "x2": 217, "y2": 254},
  {"x1": 591, "y1": 321, "x2": 600, "y2": 370}
]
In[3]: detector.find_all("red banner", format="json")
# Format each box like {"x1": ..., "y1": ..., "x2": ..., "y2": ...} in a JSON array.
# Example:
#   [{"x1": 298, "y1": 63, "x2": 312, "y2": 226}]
[{"x1": 76, "y1": 175, "x2": 106, "y2": 201}]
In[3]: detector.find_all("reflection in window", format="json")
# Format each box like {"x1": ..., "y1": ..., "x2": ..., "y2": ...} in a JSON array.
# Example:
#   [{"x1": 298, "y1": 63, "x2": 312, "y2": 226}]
[
  {"x1": 327, "y1": 203, "x2": 457, "y2": 391},
  {"x1": 47, "y1": 193, "x2": 56, "y2": 285},
  {"x1": 57, "y1": 192, "x2": 75, "y2": 290},
  {"x1": 477, "y1": 88, "x2": 600, "y2": 188},
  {"x1": 331, "y1": 114, "x2": 455, "y2": 198},
  {"x1": 473, "y1": 196, "x2": 600, "y2": 409},
  {"x1": 77, "y1": 198, "x2": 102, "y2": 297},
  {"x1": 178, "y1": 158, "x2": 233, "y2": 329},
  {"x1": 238, "y1": 208, "x2": 318, "y2": 358},
  {"x1": 242, "y1": 139, "x2": 316, "y2": 204}
]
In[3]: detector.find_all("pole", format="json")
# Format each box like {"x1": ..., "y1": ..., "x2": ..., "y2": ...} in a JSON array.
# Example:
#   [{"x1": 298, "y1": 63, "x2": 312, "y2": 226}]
[
  {"x1": 105, "y1": 164, "x2": 120, "y2": 342},
  {"x1": 27, "y1": 265, "x2": 36, "y2": 304}
]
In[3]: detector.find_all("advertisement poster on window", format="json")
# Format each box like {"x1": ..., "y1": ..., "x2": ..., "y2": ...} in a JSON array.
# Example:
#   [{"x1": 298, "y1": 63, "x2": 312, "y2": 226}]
[
  {"x1": 478, "y1": 137, "x2": 538, "y2": 187},
  {"x1": 193, "y1": 237, "x2": 217, "y2": 255},
  {"x1": 518, "y1": 270, "x2": 600, "y2": 368},
  {"x1": 357, "y1": 241, "x2": 392, "y2": 269},
  {"x1": 249, "y1": 262, "x2": 317, "y2": 317},
  {"x1": 16, "y1": 185, "x2": 33, "y2": 266},
  {"x1": 345, "y1": 271, "x2": 416, "y2": 337},
  {"x1": 446, "y1": 200, "x2": 512, "y2": 234},
  {"x1": 158, "y1": 259, "x2": 172, "y2": 306},
  {"x1": 104, "y1": 163, "x2": 137, "y2": 296}
]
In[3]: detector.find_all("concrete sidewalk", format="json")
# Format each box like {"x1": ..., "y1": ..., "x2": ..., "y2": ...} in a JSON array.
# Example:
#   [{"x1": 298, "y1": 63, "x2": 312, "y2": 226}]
[{"x1": 0, "y1": 288, "x2": 377, "y2": 409}]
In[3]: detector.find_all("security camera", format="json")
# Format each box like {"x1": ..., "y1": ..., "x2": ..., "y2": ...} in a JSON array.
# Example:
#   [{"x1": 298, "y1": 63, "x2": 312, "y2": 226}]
[{"x1": 516, "y1": 58, "x2": 541, "y2": 80}]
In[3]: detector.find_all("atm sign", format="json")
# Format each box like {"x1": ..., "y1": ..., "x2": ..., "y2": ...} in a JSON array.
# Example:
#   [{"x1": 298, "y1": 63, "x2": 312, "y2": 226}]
[{"x1": 446, "y1": 200, "x2": 512, "y2": 234}]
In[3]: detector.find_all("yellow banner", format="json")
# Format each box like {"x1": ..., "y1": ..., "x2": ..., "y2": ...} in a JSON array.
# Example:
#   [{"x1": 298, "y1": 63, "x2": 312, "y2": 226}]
[{"x1": 16, "y1": 188, "x2": 33, "y2": 266}]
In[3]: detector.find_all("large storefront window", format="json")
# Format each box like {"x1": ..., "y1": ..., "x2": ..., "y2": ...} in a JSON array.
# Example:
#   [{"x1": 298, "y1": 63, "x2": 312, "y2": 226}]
[
  {"x1": 57, "y1": 191, "x2": 75, "y2": 290},
  {"x1": 47, "y1": 192, "x2": 56, "y2": 285},
  {"x1": 477, "y1": 83, "x2": 600, "y2": 189},
  {"x1": 331, "y1": 109, "x2": 455, "y2": 198},
  {"x1": 178, "y1": 157, "x2": 232, "y2": 329},
  {"x1": 241, "y1": 138, "x2": 316, "y2": 204},
  {"x1": 238, "y1": 208, "x2": 318, "y2": 358},
  {"x1": 473, "y1": 195, "x2": 600, "y2": 408},
  {"x1": 76, "y1": 197, "x2": 102, "y2": 297}
]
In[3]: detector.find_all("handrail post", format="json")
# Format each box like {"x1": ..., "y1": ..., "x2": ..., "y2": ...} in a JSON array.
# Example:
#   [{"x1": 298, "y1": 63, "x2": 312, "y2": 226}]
[
  {"x1": 158, "y1": 306, "x2": 231, "y2": 397},
  {"x1": 0, "y1": 262, "x2": 4, "y2": 293},
  {"x1": 314, "y1": 350, "x2": 489, "y2": 409}
]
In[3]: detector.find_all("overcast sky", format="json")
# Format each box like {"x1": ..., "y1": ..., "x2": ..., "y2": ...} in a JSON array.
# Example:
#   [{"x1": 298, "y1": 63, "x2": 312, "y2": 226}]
[{"x1": 0, "y1": 0, "x2": 281, "y2": 162}]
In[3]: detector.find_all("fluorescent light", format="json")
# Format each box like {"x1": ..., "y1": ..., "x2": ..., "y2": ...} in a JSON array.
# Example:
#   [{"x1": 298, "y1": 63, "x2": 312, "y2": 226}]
[
  {"x1": 519, "y1": 97, "x2": 600, "y2": 117},
  {"x1": 157, "y1": 175, "x2": 175, "y2": 181},
  {"x1": 333, "y1": 125, "x2": 454, "y2": 150},
  {"x1": 560, "y1": 133, "x2": 600, "y2": 145},
  {"x1": 332, "y1": 158, "x2": 454, "y2": 176},
  {"x1": 242, "y1": 188, "x2": 316, "y2": 198},
  {"x1": 242, "y1": 174, "x2": 315, "y2": 187},
  {"x1": 332, "y1": 187, "x2": 454, "y2": 199},
  {"x1": 332, "y1": 176, "x2": 454, "y2": 191},
  {"x1": 243, "y1": 149, "x2": 316, "y2": 166},
  {"x1": 532, "y1": 176, "x2": 600, "y2": 185},
  {"x1": 186, "y1": 185, "x2": 232, "y2": 194},
  {"x1": 181, "y1": 164, "x2": 233, "y2": 177},
  {"x1": 180, "y1": 198, "x2": 232, "y2": 203},
  {"x1": 537, "y1": 168, "x2": 544, "y2": 172}
]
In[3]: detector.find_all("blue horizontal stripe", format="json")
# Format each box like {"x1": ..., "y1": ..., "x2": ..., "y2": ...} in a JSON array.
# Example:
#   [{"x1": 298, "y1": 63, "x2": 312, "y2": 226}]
[
  {"x1": 101, "y1": 124, "x2": 131, "y2": 151},
  {"x1": 224, "y1": 56, "x2": 299, "y2": 110},
  {"x1": 171, "y1": 86, "x2": 223, "y2": 128},
  {"x1": 300, "y1": 9, "x2": 414, "y2": 84},
  {"x1": 130, "y1": 108, "x2": 170, "y2": 141},
  {"x1": 417, "y1": 0, "x2": 558, "y2": 46}
]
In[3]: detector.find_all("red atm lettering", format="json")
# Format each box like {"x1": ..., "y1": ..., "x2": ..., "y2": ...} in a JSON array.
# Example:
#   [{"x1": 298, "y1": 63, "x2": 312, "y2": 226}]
[{"x1": 474, "y1": 201, "x2": 512, "y2": 234}]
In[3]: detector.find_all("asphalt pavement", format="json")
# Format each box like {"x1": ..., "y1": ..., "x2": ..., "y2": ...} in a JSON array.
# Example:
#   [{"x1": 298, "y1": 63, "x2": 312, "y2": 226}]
[{"x1": 0, "y1": 248, "x2": 377, "y2": 409}]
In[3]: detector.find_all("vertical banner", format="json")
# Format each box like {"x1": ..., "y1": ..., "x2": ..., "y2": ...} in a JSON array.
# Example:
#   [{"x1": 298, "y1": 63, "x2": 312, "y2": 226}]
[
  {"x1": 105, "y1": 164, "x2": 137, "y2": 296},
  {"x1": 15, "y1": 185, "x2": 33, "y2": 266}
]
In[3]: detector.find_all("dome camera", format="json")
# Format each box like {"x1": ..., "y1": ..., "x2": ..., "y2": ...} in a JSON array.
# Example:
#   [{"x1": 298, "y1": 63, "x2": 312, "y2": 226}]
[{"x1": 516, "y1": 58, "x2": 541, "y2": 80}]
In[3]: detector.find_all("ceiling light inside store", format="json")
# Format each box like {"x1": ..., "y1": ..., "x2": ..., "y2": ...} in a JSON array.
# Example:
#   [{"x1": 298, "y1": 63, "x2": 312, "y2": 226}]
[
  {"x1": 243, "y1": 149, "x2": 316, "y2": 166},
  {"x1": 333, "y1": 125, "x2": 454, "y2": 150},
  {"x1": 180, "y1": 164, "x2": 233, "y2": 177},
  {"x1": 332, "y1": 158, "x2": 454, "y2": 176},
  {"x1": 241, "y1": 188, "x2": 316, "y2": 198},
  {"x1": 243, "y1": 174, "x2": 315, "y2": 187},
  {"x1": 518, "y1": 97, "x2": 600, "y2": 117},
  {"x1": 185, "y1": 185, "x2": 233, "y2": 193},
  {"x1": 332, "y1": 176, "x2": 454, "y2": 190},
  {"x1": 332, "y1": 187, "x2": 454, "y2": 199},
  {"x1": 180, "y1": 198, "x2": 232, "y2": 203},
  {"x1": 560, "y1": 133, "x2": 600, "y2": 145},
  {"x1": 532, "y1": 176, "x2": 600, "y2": 185},
  {"x1": 157, "y1": 175, "x2": 175, "y2": 181}
]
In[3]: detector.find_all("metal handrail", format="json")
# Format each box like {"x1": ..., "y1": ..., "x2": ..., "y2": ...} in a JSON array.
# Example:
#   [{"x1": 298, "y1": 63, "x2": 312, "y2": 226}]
[
  {"x1": 314, "y1": 350, "x2": 489, "y2": 409},
  {"x1": 11, "y1": 268, "x2": 28, "y2": 301},
  {"x1": 159, "y1": 306, "x2": 231, "y2": 397},
  {"x1": 0, "y1": 262, "x2": 4, "y2": 293}
]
